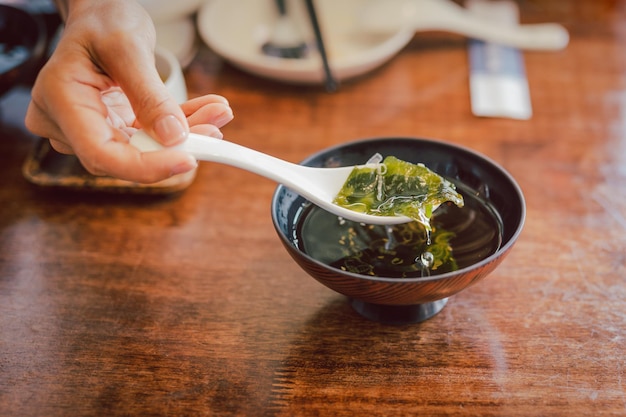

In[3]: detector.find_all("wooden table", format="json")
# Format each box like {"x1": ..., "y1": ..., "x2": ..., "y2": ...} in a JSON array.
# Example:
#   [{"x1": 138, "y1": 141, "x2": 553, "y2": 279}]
[{"x1": 1, "y1": 1, "x2": 625, "y2": 415}]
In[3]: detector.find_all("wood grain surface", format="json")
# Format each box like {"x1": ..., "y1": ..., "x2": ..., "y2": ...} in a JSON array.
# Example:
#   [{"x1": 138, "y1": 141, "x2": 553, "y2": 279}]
[{"x1": 1, "y1": 1, "x2": 625, "y2": 415}]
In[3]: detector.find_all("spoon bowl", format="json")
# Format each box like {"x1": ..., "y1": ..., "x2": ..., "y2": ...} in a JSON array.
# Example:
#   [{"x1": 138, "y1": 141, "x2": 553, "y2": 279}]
[{"x1": 130, "y1": 131, "x2": 411, "y2": 225}]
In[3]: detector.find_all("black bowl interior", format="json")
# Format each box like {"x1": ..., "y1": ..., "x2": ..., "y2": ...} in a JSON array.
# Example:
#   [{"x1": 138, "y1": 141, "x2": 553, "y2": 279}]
[{"x1": 273, "y1": 137, "x2": 524, "y2": 253}]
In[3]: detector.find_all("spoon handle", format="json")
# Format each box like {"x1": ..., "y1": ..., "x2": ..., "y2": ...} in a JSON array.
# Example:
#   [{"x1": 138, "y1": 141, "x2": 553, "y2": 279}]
[
  {"x1": 130, "y1": 130, "x2": 351, "y2": 199},
  {"x1": 132, "y1": 130, "x2": 301, "y2": 182},
  {"x1": 130, "y1": 131, "x2": 411, "y2": 225}
]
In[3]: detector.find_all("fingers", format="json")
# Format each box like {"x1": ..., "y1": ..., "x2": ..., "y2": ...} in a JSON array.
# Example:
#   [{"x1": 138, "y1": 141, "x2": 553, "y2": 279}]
[
  {"x1": 98, "y1": 37, "x2": 190, "y2": 147},
  {"x1": 190, "y1": 124, "x2": 224, "y2": 139},
  {"x1": 181, "y1": 94, "x2": 230, "y2": 113},
  {"x1": 49, "y1": 139, "x2": 74, "y2": 155},
  {"x1": 24, "y1": 0, "x2": 235, "y2": 184},
  {"x1": 76, "y1": 0, "x2": 190, "y2": 148},
  {"x1": 26, "y1": 53, "x2": 197, "y2": 183},
  {"x1": 184, "y1": 99, "x2": 234, "y2": 129},
  {"x1": 25, "y1": 46, "x2": 115, "y2": 155},
  {"x1": 79, "y1": 140, "x2": 198, "y2": 183}
]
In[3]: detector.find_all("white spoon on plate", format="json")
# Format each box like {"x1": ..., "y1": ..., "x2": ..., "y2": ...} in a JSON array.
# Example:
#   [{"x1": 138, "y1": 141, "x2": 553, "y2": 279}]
[
  {"x1": 130, "y1": 130, "x2": 412, "y2": 225},
  {"x1": 261, "y1": 0, "x2": 309, "y2": 59},
  {"x1": 360, "y1": 0, "x2": 569, "y2": 51}
]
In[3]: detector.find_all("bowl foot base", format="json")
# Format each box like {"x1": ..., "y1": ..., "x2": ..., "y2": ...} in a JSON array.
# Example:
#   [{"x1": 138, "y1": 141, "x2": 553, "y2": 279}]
[{"x1": 350, "y1": 298, "x2": 449, "y2": 325}]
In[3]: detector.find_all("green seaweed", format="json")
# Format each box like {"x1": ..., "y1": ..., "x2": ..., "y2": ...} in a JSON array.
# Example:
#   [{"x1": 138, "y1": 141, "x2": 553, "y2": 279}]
[
  {"x1": 329, "y1": 221, "x2": 459, "y2": 278},
  {"x1": 333, "y1": 156, "x2": 464, "y2": 230}
]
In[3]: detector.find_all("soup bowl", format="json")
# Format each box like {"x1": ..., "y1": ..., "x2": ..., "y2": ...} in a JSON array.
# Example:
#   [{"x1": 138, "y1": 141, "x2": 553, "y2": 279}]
[{"x1": 271, "y1": 137, "x2": 525, "y2": 324}]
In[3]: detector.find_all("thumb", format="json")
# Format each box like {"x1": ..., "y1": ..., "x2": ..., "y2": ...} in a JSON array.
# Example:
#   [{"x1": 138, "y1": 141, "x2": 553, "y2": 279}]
[{"x1": 110, "y1": 46, "x2": 188, "y2": 146}]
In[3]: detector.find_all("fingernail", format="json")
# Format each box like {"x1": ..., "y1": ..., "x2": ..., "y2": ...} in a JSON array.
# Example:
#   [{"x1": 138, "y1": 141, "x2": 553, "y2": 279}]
[
  {"x1": 214, "y1": 108, "x2": 234, "y2": 127},
  {"x1": 208, "y1": 129, "x2": 224, "y2": 139},
  {"x1": 155, "y1": 115, "x2": 187, "y2": 145},
  {"x1": 170, "y1": 156, "x2": 197, "y2": 176}
]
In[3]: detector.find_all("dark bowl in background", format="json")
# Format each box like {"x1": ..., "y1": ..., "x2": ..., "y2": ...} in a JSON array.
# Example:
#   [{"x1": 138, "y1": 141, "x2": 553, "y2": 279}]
[
  {"x1": 271, "y1": 137, "x2": 525, "y2": 325},
  {"x1": 0, "y1": 4, "x2": 47, "y2": 97}
]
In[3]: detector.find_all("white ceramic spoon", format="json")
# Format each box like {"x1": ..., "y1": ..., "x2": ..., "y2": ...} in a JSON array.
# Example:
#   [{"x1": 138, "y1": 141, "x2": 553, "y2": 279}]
[
  {"x1": 131, "y1": 130, "x2": 412, "y2": 225},
  {"x1": 360, "y1": 0, "x2": 569, "y2": 51},
  {"x1": 261, "y1": 0, "x2": 309, "y2": 59}
]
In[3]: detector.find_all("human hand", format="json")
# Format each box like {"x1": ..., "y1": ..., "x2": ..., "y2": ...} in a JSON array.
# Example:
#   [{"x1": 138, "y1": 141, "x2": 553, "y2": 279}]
[{"x1": 25, "y1": 0, "x2": 234, "y2": 183}]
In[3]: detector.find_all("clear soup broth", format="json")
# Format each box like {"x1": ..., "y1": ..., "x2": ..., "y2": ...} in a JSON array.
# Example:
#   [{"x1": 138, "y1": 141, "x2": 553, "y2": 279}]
[{"x1": 295, "y1": 184, "x2": 503, "y2": 278}]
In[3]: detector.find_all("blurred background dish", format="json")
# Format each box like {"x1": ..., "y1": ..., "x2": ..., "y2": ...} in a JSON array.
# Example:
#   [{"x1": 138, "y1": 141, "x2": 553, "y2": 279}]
[
  {"x1": 0, "y1": 3, "x2": 47, "y2": 97},
  {"x1": 152, "y1": 17, "x2": 198, "y2": 67},
  {"x1": 138, "y1": 0, "x2": 204, "y2": 67},
  {"x1": 139, "y1": 0, "x2": 204, "y2": 22},
  {"x1": 197, "y1": 0, "x2": 415, "y2": 84},
  {"x1": 360, "y1": 0, "x2": 568, "y2": 51},
  {"x1": 155, "y1": 45, "x2": 188, "y2": 104}
]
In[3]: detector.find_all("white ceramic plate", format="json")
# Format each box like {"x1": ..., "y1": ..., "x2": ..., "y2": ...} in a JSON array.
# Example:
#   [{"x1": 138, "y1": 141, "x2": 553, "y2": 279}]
[{"x1": 196, "y1": 0, "x2": 414, "y2": 84}]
